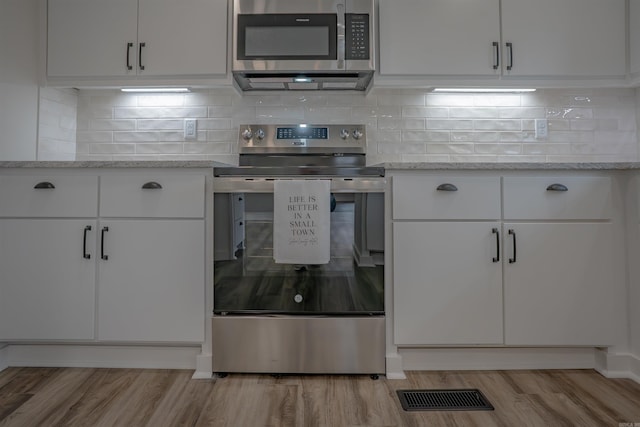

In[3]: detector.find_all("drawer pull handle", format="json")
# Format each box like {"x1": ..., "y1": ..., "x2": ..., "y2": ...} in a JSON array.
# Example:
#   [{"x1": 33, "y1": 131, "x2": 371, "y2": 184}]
[
  {"x1": 83, "y1": 225, "x2": 92, "y2": 259},
  {"x1": 546, "y1": 183, "x2": 568, "y2": 192},
  {"x1": 101, "y1": 226, "x2": 109, "y2": 260},
  {"x1": 142, "y1": 181, "x2": 163, "y2": 189},
  {"x1": 34, "y1": 181, "x2": 55, "y2": 189},
  {"x1": 436, "y1": 183, "x2": 458, "y2": 192},
  {"x1": 508, "y1": 229, "x2": 517, "y2": 264},
  {"x1": 492, "y1": 228, "x2": 500, "y2": 263}
]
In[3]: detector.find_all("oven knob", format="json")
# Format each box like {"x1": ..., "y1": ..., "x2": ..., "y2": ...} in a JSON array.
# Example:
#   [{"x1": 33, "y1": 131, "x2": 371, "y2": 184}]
[
  {"x1": 255, "y1": 129, "x2": 266, "y2": 140},
  {"x1": 352, "y1": 129, "x2": 364, "y2": 140},
  {"x1": 241, "y1": 129, "x2": 253, "y2": 140},
  {"x1": 339, "y1": 129, "x2": 350, "y2": 139}
]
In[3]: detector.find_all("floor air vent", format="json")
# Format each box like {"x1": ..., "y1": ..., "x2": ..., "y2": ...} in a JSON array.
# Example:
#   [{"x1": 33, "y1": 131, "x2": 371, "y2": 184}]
[{"x1": 397, "y1": 389, "x2": 495, "y2": 411}]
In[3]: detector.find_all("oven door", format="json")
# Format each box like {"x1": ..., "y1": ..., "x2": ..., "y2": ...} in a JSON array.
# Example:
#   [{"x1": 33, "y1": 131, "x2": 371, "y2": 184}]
[{"x1": 213, "y1": 177, "x2": 385, "y2": 316}]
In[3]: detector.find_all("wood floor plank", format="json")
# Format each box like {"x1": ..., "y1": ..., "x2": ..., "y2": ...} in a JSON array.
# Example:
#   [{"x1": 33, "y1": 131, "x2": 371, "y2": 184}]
[{"x1": 1, "y1": 367, "x2": 639, "y2": 426}]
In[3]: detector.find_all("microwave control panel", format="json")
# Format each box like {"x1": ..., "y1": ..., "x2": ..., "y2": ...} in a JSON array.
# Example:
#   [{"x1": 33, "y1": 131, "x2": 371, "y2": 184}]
[{"x1": 345, "y1": 14, "x2": 370, "y2": 60}]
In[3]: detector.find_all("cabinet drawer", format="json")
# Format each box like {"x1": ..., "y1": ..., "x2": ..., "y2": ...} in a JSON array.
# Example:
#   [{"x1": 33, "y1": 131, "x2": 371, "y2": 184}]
[
  {"x1": 393, "y1": 175, "x2": 501, "y2": 220},
  {"x1": 100, "y1": 174, "x2": 205, "y2": 218},
  {"x1": 0, "y1": 175, "x2": 98, "y2": 217},
  {"x1": 503, "y1": 176, "x2": 612, "y2": 220}
]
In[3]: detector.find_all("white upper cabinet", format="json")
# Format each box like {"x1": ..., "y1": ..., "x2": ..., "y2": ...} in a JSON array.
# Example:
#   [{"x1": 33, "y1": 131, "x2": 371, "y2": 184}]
[
  {"x1": 501, "y1": 0, "x2": 626, "y2": 78},
  {"x1": 379, "y1": 0, "x2": 500, "y2": 76},
  {"x1": 631, "y1": 0, "x2": 640, "y2": 79},
  {"x1": 47, "y1": 0, "x2": 227, "y2": 80},
  {"x1": 378, "y1": 0, "x2": 626, "y2": 83},
  {"x1": 48, "y1": 0, "x2": 138, "y2": 78}
]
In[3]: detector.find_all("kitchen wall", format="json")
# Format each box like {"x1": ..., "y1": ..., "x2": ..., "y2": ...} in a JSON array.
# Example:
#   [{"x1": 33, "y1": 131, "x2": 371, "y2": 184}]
[
  {"x1": 0, "y1": 0, "x2": 39, "y2": 160},
  {"x1": 40, "y1": 87, "x2": 639, "y2": 164},
  {"x1": 37, "y1": 88, "x2": 77, "y2": 160}
]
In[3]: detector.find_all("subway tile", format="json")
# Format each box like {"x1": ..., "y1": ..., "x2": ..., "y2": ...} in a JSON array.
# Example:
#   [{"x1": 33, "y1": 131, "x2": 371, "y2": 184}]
[
  {"x1": 136, "y1": 94, "x2": 185, "y2": 107},
  {"x1": 473, "y1": 94, "x2": 521, "y2": 107},
  {"x1": 449, "y1": 107, "x2": 500, "y2": 119},
  {"x1": 89, "y1": 143, "x2": 136, "y2": 154},
  {"x1": 377, "y1": 142, "x2": 426, "y2": 155},
  {"x1": 427, "y1": 119, "x2": 473, "y2": 130},
  {"x1": 184, "y1": 142, "x2": 233, "y2": 154},
  {"x1": 426, "y1": 93, "x2": 475, "y2": 106},
  {"x1": 377, "y1": 94, "x2": 425, "y2": 106},
  {"x1": 352, "y1": 106, "x2": 401, "y2": 120},
  {"x1": 496, "y1": 155, "x2": 546, "y2": 162},
  {"x1": 256, "y1": 106, "x2": 305, "y2": 120},
  {"x1": 426, "y1": 143, "x2": 474, "y2": 154},
  {"x1": 303, "y1": 106, "x2": 353, "y2": 121},
  {"x1": 136, "y1": 119, "x2": 183, "y2": 130},
  {"x1": 402, "y1": 130, "x2": 450, "y2": 142},
  {"x1": 474, "y1": 143, "x2": 522, "y2": 155},
  {"x1": 90, "y1": 119, "x2": 136, "y2": 131},
  {"x1": 135, "y1": 143, "x2": 183, "y2": 154},
  {"x1": 197, "y1": 118, "x2": 234, "y2": 130},
  {"x1": 114, "y1": 107, "x2": 207, "y2": 119},
  {"x1": 473, "y1": 120, "x2": 521, "y2": 131},
  {"x1": 449, "y1": 154, "x2": 498, "y2": 162},
  {"x1": 77, "y1": 131, "x2": 113, "y2": 143},
  {"x1": 499, "y1": 107, "x2": 546, "y2": 119},
  {"x1": 451, "y1": 132, "x2": 499, "y2": 143},
  {"x1": 402, "y1": 107, "x2": 448, "y2": 118},
  {"x1": 399, "y1": 154, "x2": 451, "y2": 163}
]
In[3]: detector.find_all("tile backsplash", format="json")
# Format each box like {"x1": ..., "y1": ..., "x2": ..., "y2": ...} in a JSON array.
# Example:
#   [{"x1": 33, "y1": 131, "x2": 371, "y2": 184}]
[{"x1": 39, "y1": 87, "x2": 639, "y2": 163}]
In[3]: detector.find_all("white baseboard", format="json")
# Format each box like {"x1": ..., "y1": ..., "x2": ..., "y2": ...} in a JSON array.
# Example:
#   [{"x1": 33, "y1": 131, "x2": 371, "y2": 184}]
[
  {"x1": 192, "y1": 353, "x2": 213, "y2": 379},
  {"x1": 0, "y1": 344, "x2": 8, "y2": 372},
  {"x1": 4, "y1": 344, "x2": 201, "y2": 370},
  {"x1": 397, "y1": 347, "x2": 600, "y2": 372},
  {"x1": 595, "y1": 349, "x2": 640, "y2": 384},
  {"x1": 385, "y1": 352, "x2": 405, "y2": 379}
]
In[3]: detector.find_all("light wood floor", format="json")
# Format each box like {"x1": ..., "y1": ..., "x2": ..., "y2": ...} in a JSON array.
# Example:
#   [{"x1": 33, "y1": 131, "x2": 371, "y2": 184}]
[{"x1": 1, "y1": 367, "x2": 639, "y2": 426}]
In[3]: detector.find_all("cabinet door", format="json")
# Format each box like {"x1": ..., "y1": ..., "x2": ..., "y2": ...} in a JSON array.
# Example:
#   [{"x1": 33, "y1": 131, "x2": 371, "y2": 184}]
[
  {"x1": 379, "y1": 0, "x2": 500, "y2": 76},
  {"x1": 48, "y1": 0, "x2": 138, "y2": 77},
  {"x1": 631, "y1": 0, "x2": 640, "y2": 77},
  {"x1": 0, "y1": 219, "x2": 96, "y2": 340},
  {"x1": 393, "y1": 222, "x2": 503, "y2": 345},
  {"x1": 501, "y1": 0, "x2": 626, "y2": 77},
  {"x1": 137, "y1": 0, "x2": 227, "y2": 76},
  {"x1": 503, "y1": 223, "x2": 622, "y2": 346},
  {"x1": 97, "y1": 220, "x2": 205, "y2": 342}
]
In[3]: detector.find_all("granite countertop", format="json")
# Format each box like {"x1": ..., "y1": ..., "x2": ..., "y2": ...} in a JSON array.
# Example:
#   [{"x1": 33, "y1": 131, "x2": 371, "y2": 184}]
[
  {"x1": 380, "y1": 162, "x2": 640, "y2": 170},
  {"x1": 2, "y1": 160, "x2": 640, "y2": 170},
  {"x1": 0, "y1": 161, "x2": 231, "y2": 168}
]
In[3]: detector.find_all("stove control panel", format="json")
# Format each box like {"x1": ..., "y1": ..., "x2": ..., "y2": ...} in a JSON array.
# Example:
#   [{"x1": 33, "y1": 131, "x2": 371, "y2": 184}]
[{"x1": 239, "y1": 124, "x2": 367, "y2": 154}]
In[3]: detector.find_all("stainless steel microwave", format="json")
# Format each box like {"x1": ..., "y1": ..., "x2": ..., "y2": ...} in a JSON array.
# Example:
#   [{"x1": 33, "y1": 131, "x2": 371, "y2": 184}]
[{"x1": 232, "y1": 0, "x2": 375, "y2": 91}]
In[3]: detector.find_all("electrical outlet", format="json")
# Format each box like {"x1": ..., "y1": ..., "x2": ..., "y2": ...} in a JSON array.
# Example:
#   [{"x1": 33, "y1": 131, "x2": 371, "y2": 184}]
[
  {"x1": 184, "y1": 119, "x2": 197, "y2": 140},
  {"x1": 535, "y1": 119, "x2": 548, "y2": 139}
]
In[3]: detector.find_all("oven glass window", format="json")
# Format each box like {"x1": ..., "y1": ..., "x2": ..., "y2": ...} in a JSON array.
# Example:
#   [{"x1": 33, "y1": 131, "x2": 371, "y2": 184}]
[{"x1": 214, "y1": 192, "x2": 384, "y2": 315}]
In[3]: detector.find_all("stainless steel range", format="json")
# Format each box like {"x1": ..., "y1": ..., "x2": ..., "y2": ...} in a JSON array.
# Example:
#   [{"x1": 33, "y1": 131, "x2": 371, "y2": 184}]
[{"x1": 212, "y1": 124, "x2": 385, "y2": 376}]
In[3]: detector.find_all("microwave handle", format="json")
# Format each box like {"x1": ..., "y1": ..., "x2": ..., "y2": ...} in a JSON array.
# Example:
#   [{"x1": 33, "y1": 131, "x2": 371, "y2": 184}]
[{"x1": 337, "y1": 3, "x2": 345, "y2": 69}]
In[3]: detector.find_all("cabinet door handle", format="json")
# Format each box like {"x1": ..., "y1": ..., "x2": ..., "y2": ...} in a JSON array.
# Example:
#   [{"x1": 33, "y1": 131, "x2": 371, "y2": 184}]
[
  {"x1": 139, "y1": 42, "x2": 146, "y2": 71},
  {"x1": 83, "y1": 225, "x2": 92, "y2": 259},
  {"x1": 508, "y1": 229, "x2": 516, "y2": 264},
  {"x1": 142, "y1": 181, "x2": 162, "y2": 189},
  {"x1": 506, "y1": 42, "x2": 514, "y2": 70},
  {"x1": 436, "y1": 183, "x2": 458, "y2": 192},
  {"x1": 34, "y1": 181, "x2": 55, "y2": 189},
  {"x1": 101, "y1": 226, "x2": 109, "y2": 260},
  {"x1": 126, "y1": 42, "x2": 133, "y2": 70},
  {"x1": 492, "y1": 41, "x2": 500, "y2": 70},
  {"x1": 546, "y1": 183, "x2": 568, "y2": 192},
  {"x1": 492, "y1": 228, "x2": 500, "y2": 263}
]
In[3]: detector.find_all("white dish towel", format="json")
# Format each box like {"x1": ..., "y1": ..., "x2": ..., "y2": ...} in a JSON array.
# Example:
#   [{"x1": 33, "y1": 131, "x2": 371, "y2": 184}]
[{"x1": 273, "y1": 179, "x2": 331, "y2": 264}]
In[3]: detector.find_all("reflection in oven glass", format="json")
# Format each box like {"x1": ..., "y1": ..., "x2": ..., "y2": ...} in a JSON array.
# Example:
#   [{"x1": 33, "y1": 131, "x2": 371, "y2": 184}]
[{"x1": 214, "y1": 193, "x2": 384, "y2": 314}]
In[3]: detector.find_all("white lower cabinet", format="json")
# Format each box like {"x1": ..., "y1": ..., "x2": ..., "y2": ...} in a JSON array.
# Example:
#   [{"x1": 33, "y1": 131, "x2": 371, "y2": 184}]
[
  {"x1": 393, "y1": 222, "x2": 503, "y2": 345},
  {"x1": 97, "y1": 220, "x2": 205, "y2": 342},
  {"x1": 503, "y1": 222, "x2": 617, "y2": 346},
  {"x1": 391, "y1": 172, "x2": 623, "y2": 348},
  {"x1": 0, "y1": 219, "x2": 97, "y2": 340}
]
